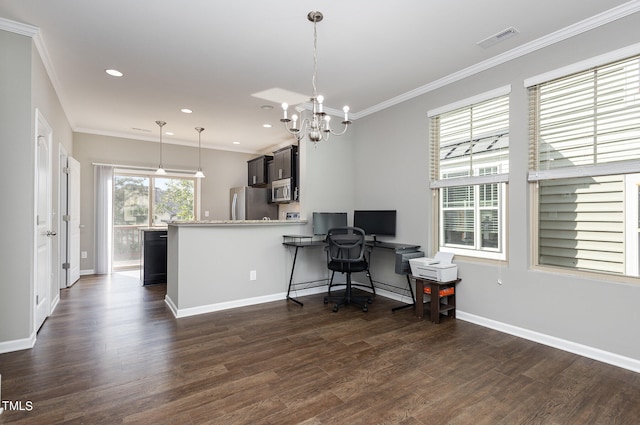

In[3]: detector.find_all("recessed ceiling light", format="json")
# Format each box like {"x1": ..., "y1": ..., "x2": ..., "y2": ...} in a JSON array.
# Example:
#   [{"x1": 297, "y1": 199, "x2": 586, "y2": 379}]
[
  {"x1": 181, "y1": 108, "x2": 193, "y2": 114},
  {"x1": 263, "y1": 124, "x2": 272, "y2": 128},
  {"x1": 261, "y1": 105, "x2": 274, "y2": 110},
  {"x1": 233, "y1": 141, "x2": 241, "y2": 145},
  {"x1": 165, "y1": 132, "x2": 174, "y2": 136},
  {"x1": 105, "y1": 69, "x2": 123, "y2": 77}
]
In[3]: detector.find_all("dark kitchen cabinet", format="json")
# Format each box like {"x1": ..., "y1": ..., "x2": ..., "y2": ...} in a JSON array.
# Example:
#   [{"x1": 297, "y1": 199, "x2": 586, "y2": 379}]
[
  {"x1": 248, "y1": 155, "x2": 272, "y2": 187},
  {"x1": 140, "y1": 229, "x2": 167, "y2": 285},
  {"x1": 273, "y1": 145, "x2": 298, "y2": 181}
]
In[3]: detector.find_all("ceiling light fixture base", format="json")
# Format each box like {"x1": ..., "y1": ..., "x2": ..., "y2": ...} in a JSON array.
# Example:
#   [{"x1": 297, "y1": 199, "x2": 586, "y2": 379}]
[{"x1": 307, "y1": 11, "x2": 323, "y2": 23}]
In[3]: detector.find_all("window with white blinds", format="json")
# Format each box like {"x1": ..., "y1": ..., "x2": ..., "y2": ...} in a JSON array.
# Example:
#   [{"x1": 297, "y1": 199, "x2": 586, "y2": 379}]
[
  {"x1": 429, "y1": 89, "x2": 509, "y2": 259},
  {"x1": 529, "y1": 55, "x2": 640, "y2": 176},
  {"x1": 528, "y1": 53, "x2": 640, "y2": 276}
]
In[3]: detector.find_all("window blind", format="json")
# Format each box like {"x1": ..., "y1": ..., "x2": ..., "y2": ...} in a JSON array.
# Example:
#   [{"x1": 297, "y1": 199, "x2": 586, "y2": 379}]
[
  {"x1": 430, "y1": 94, "x2": 510, "y2": 187},
  {"x1": 528, "y1": 55, "x2": 640, "y2": 180}
]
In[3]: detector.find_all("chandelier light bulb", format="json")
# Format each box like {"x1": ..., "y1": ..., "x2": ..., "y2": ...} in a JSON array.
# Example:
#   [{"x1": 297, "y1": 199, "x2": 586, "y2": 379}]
[{"x1": 343, "y1": 106, "x2": 350, "y2": 123}]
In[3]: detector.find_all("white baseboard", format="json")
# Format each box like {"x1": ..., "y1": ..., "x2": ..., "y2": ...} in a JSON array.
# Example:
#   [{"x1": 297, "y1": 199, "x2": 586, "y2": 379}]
[
  {"x1": 164, "y1": 295, "x2": 179, "y2": 317},
  {"x1": 374, "y1": 287, "x2": 414, "y2": 306},
  {"x1": 164, "y1": 284, "x2": 412, "y2": 319},
  {"x1": 165, "y1": 285, "x2": 328, "y2": 318},
  {"x1": 80, "y1": 269, "x2": 95, "y2": 276},
  {"x1": 50, "y1": 293, "x2": 60, "y2": 314},
  {"x1": 0, "y1": 331, "x2": 36, "y2": 355},
  {"x1": 456, "y1": 311, "x2": 640, "y2": 373}
]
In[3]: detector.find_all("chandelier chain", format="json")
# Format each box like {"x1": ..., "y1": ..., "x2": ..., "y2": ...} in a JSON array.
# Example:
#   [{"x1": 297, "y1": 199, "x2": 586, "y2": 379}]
[{"x1": 312, "y1": 19, "x2": 318, "y2": 99}]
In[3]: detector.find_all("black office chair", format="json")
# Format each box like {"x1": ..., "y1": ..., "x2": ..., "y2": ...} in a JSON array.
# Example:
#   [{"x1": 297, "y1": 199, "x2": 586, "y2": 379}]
[
  {"x1": 323, "y1": 227, "x2": 373, "y2": 312},
  {"x1": 326, "y1": 241, "x2": 375, "y2": 296}
]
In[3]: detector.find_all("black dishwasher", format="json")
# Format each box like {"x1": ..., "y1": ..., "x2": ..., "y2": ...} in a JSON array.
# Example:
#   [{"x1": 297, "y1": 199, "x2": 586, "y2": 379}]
[{"x1": 140, "y1": 229, "x2": 167, "y2": 285}]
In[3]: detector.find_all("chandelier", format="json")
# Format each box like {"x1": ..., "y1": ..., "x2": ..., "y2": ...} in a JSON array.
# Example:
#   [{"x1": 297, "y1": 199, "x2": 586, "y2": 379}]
[{"x1": 280, "y1": 11, "x2": 351, "y2": 145}]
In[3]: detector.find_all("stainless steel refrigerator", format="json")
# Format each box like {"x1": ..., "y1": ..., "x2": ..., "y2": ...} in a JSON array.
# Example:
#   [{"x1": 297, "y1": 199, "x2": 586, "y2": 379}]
[{"x1": 229, "y1": 186, "x2": 278, "y2": 220}]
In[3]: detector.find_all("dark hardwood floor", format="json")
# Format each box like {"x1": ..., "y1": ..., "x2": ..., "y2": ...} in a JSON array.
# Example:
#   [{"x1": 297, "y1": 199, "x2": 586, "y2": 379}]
[{"x1": 1, "y1": 273, "x2": 639, "y2": 424}]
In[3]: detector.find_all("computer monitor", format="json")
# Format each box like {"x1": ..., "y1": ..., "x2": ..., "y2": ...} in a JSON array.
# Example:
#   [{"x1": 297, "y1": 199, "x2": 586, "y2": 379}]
[
  {"x1": 312, "y1": 212, "x2": 348, "y2": 235},
  {"x1": 353, "y1": 210, "x2": 396, "y2": 240}
]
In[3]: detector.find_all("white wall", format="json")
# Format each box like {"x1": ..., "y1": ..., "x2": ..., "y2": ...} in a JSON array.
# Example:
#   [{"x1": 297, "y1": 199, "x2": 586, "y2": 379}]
[
  {"x1": 0, "y1": 28, "x2": 72, "y2": 349},
  {"x1": 0, "y1": 30, "x2": 33, "y2": 346},
  {"x1": 32, "y1": 36, "x2": 74, "y2": 313},
  {"x1": 352, "y1": 13, "x2": 640, "y2": 363}
]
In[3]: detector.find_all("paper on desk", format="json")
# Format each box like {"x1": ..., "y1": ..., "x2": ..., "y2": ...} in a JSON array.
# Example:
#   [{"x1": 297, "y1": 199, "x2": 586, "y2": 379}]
[
  {"x1": 434, "y1": 251, "x2": 454, "y2": 264},
  {"x1": 418, "y1": 251, "x2": 454, "y2": 265}
]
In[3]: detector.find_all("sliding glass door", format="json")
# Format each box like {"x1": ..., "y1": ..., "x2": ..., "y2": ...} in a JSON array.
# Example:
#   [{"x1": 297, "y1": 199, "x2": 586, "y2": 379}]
[{"x1": 112, "y1": 171, "x2": 195, "y2": 270}]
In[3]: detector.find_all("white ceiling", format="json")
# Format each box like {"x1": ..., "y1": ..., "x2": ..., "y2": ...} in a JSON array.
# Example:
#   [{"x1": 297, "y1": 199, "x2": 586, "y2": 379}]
[{"x1": 0, "y1": 0, "x2": 637, "y2": 154}]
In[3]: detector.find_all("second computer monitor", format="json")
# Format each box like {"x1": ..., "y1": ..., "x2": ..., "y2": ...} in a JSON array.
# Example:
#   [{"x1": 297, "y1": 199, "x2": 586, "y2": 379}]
[
  {"x1": 353, "y1": 210, "x2": 397, "y2": 237},
  {"x1": 312, "y1": 212, "x2": 348, "y2": 235}
]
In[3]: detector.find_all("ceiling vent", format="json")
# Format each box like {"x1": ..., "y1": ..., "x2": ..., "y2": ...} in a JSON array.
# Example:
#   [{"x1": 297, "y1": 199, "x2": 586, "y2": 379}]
[{"x1": 477, "y1": 26, "x2": 519, "y2": 49}]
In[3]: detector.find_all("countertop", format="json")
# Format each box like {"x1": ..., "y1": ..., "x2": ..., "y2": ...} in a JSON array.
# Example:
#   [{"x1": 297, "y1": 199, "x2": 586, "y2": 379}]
[{"x1": 167, "y1": 219, "x2": 307, "y2": 227}]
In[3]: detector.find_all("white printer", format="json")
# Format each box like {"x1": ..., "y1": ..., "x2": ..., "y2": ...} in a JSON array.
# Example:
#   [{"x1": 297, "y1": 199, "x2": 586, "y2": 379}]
[{"x1": 409, "y1": 252, "x2": 457, "y2": 282}]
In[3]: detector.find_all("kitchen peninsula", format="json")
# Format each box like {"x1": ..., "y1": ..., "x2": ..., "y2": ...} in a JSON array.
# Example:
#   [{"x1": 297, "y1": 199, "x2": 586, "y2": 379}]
[{"x1": 165, "y1": 219, "x2": 324, "y2": 318}]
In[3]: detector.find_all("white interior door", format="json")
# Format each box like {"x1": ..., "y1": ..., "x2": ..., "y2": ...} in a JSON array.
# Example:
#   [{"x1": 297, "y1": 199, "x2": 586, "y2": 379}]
[
  {"x1": 59, "y1": 147, "x2": 69, "y2": 288},
  {"x1": 35, "y1": 111, "x2": 53, "y2": 331},
  {"x1": 68, "y1": 156, "x2": 81, "y2": 284}
]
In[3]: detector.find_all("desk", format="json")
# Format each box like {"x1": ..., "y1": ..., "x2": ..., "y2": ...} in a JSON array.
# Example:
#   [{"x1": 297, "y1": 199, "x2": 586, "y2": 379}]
[
  {"x1": 414, "y1": 277, "x2": 461, "y2": 323},
  {"x1": 283, "y1": 236, "x2": 421, "y2": 308},
  {"x1": 283, "y1": 236, "x2": 327, "y2": 306},
  {"x1": 365, "y1": 241, "x2": 421, "y2": 312}
]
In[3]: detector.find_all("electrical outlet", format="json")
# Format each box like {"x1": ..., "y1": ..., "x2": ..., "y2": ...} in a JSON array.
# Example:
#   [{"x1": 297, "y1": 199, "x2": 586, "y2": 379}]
[
  {"x1": 250, "y1": 270, "x2": 257, "y2": 281},
  {"x1": 204, "y1": 210, "x2": 209, "y2": 217},
  {"x1": 81, "y1": 251, "x2": 87, "y2": 259}
]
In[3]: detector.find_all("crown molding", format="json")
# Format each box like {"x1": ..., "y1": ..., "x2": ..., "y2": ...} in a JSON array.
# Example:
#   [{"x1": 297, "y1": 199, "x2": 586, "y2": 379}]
[
  {"x1": 0, "y1": 17, "x2": 38, "y2": 37},
  {"x1": 32, "y1": 31, "x2": 76, "y2": 128},
  {"x1": 1, "y1": 17, "x2": 76, "y2": 129},
  {"x1": 353, "y1": 0, "x2": 640, "y2": 120}
]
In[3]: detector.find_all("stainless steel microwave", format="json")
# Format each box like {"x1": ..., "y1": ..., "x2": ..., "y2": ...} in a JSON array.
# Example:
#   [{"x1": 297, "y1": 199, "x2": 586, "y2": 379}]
[{"x1": 271, "y1": 178, "x2": 295, "y2": 203}]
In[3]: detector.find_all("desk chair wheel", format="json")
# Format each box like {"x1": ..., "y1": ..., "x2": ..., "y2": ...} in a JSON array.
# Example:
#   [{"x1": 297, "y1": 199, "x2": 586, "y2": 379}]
[
  {"x1": 332, "y1": 304, "x2": 339, "y2": 312},
  {"x1": 362, "y1": 305, "x2": 368, "y2": 312}
]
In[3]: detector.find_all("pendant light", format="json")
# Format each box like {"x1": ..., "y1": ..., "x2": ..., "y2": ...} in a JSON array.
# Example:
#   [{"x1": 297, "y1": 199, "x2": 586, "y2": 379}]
[
  {"x1": 155, "y1": 120, "x2": 167, "y2": 175},
  {"x1": 194, "y1": 127, "x2": 205, "y2": 178}
]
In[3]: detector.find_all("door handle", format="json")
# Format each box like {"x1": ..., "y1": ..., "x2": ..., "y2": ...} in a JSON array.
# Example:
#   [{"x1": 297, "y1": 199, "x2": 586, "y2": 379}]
[{"x1": 46, "y1": 230, "x2": 57, "y2": 237}]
